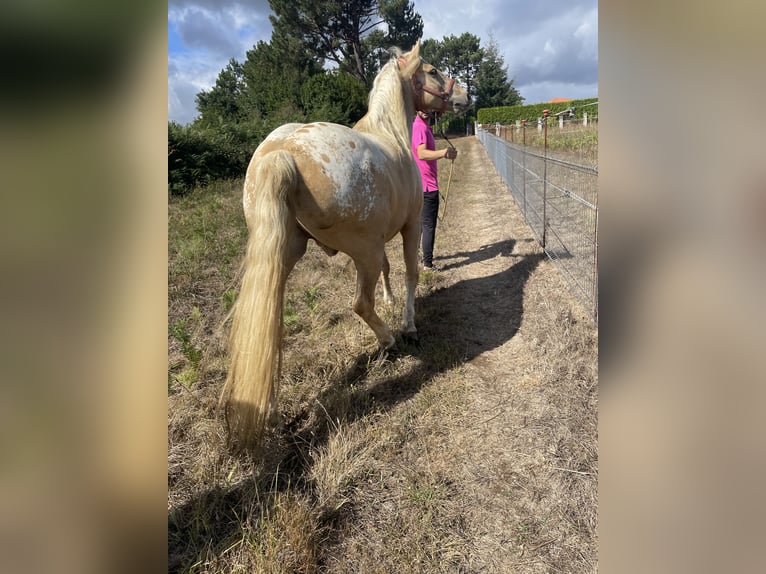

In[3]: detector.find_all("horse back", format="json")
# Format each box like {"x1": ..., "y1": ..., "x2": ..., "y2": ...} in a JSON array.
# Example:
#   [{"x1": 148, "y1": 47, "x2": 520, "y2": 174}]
[{"x1": 248, "y1": 122, "x2": 421, "y2": 249}]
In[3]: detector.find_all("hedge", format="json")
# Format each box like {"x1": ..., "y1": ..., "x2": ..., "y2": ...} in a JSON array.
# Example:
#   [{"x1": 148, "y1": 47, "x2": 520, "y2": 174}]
[
  {"x1": 168, "y1": 121, "x2": 263, "y2": 195},
  {"x1": 477, "y1": 97, "x2": 598, "y2": 125}
]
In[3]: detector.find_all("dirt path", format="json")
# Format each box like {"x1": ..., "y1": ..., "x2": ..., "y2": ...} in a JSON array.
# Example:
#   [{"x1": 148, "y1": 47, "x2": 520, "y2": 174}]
[{"x1": 376, "y1": 135, "x2": 598, "y2": 572}]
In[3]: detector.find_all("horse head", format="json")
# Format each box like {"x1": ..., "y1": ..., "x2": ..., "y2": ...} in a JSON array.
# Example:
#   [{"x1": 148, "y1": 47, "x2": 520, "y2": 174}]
[{"x1": 398, "y1": 41, "x2": 470, "y2": 116}]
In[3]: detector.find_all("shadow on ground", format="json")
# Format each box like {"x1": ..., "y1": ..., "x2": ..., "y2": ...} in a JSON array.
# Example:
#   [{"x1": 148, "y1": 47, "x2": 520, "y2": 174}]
[{"x1": 168, "y1": 242, "x2": 546, "y2": 571}]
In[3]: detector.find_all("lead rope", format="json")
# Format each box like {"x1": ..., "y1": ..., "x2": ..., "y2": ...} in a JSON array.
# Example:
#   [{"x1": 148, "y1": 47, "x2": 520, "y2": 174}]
[{"x1": 437, "y1": 116, "x2": 456, "y2": 222}]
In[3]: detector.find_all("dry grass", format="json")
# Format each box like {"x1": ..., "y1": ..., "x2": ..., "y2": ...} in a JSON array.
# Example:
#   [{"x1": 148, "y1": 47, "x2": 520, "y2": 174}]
[{"x1": 168, "y1": 136, "x2": 597, "y2": 572}]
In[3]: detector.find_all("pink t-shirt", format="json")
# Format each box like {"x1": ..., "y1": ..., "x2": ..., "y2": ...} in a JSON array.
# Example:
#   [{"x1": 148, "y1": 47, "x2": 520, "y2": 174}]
[{"x1": 412, "y1": 115, "x2": 438, "y2": 193}]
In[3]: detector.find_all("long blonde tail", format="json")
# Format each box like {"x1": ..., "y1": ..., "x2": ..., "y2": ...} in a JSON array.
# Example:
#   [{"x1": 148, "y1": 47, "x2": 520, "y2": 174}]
[{"x1": 220, "y1": 150, "x2": 296, "y2": 449}]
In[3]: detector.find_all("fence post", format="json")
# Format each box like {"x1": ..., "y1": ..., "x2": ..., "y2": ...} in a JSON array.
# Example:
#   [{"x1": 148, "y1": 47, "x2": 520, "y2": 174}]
[
  {"x1": 583, "y1": 112, "x2": 588, "y2": 127},
  {"x1": 542, "y1": 109, "x2": 549, "y2": 248},
  {"x1": 521, "y1": 119, "x2": 527, "y2": 220},
  {"x1": 559, "y1": 115, "x2": 564, "y2": 129},
  {"x1": 593, "y1": 192, "x2": 599, "y2": 320}
]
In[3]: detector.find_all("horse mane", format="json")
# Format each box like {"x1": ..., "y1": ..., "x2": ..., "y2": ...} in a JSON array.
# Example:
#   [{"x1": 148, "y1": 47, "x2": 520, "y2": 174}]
[{"x1": 354, "y1": 49, "x2": 416, "y2": 153}]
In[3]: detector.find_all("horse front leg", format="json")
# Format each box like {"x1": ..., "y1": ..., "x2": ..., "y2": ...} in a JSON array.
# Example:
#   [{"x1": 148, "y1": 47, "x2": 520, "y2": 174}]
[
  {"x1": 400, "y1": 219, "x2": 420, "y2": 339},
  {"x1": 353, "y1": 254, "x2": 396, "y2": 349}
]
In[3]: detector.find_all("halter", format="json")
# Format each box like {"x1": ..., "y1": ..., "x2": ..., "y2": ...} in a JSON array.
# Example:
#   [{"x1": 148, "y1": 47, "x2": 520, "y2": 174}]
[{"x1": 398, "y1": 57, "x2": 455, "y2": 114}]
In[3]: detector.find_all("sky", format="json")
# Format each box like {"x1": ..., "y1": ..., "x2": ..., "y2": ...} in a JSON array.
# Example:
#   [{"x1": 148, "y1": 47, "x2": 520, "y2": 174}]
[{"x1": 168, "y1": 0, "x2": 598, "y2": 124}]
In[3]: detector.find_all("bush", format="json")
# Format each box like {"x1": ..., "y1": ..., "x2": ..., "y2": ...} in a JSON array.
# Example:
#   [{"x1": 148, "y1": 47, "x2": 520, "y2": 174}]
[
  {"x1": 301, "y1": 71, "x2": 367, "y2": 126},
  {"x1": 168, "y1": 121, "x2": 258, "y2": 195}
]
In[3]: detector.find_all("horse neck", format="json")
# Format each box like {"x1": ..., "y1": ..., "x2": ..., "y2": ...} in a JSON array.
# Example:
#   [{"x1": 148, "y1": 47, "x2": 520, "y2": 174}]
[{"x1": 355, "y1": 62, "x2": 415, "y2": 154}]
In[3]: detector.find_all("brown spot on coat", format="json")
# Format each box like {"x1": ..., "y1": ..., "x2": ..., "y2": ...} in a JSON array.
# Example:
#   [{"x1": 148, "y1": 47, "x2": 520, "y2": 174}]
[
  {"x1": 348, "y1": 141, "x2": 356, "y2": 149},
  {"x1": 321, "y1": 154, "x2": 330, "y2": 163}
]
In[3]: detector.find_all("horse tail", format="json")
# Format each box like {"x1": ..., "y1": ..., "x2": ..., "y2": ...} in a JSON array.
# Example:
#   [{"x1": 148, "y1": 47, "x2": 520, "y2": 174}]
[{"x1": 220, "y1": 150, "x2": 297, "y2": 450}]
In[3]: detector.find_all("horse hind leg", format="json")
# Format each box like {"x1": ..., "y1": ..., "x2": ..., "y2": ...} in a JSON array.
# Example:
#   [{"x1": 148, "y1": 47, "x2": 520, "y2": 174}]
[
  {"x1": 400, "y1": 220, "x2": 420, "y2": 339},
  {"x1": 380, "y1": 251, "x2": 395, "y2": 306},
  {"x1": 268, "y1": 222, "x2": 309, "y2": 419},
  {"x1": 352, "y1": 254, "x2": 395, "y2": 349}
]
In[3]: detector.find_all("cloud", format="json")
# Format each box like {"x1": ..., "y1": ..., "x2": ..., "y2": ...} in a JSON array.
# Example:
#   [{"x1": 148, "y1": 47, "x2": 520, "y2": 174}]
[
  {"x1": 416, "y1": 0, "x2": 597, "y2": 102},
  {"x1": 168, "y1": 53, "x2": 223, "y2": 124},
  {"x1": 172, "y1": 8, "x2": 244, "y2": 57},
  {"x1": 167, "y1": 0, "x2": 273, "y2": 123},
  {"x1": 499, "y1": 6, "x2": 597, "y2": 96}
]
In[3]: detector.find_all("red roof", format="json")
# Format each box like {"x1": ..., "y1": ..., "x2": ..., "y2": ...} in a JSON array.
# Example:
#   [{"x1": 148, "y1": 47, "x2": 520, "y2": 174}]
[{"x1": 548, "y1": 97, "x2": 573, "y2": 103}]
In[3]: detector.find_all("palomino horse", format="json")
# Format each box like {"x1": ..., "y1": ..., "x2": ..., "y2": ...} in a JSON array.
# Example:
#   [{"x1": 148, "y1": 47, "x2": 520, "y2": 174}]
[{"x1": 221, "y1": 42, "x2": 469, "y2": 448}]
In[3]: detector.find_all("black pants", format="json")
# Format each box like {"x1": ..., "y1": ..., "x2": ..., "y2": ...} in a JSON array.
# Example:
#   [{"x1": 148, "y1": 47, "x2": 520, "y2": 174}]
[{"x1": 421, "y1": 191, "x2": 439, "y2": 267}]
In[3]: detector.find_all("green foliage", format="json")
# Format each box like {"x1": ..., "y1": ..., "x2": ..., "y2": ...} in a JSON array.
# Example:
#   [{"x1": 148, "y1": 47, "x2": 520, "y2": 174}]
[
  {"x1": 420, "y1": 38, "x2": 444, "y2": 68},
  {"x1": 439, "y1": 33, "x2": 483, "y2": 102},
  {"x1": 168, "y1": 120, "x2": 256, "y2": 195},
  {"x1": 195, "y1": 59, "x2": 246, "y2": 126},
  {"x1": 362, "y1": 2, "x2": 423, "y2": 80},
  {"x1": 302, "y1": 287, "x2": 321, "y2": 312},
  {"x1": 222, "y1": 289, "x2": 238, "y2": 314},
  {"x1": 169, "y1": 315, "x2": 203, "y2": 388},
  {"x1": 435, "y1": 114, "x2": 468, "y2": 135},
  {"x1": 170, "y1": 317, "x2": 202, "y2": 368},
  {"x1": 474, "y1": 34, "x2": 522, "y2": 109},
  {"x1": 270, "y1": 0, "x2": 423, "y2": 85},
  {"x1": 477, "y1": 98, "x2": 599, "y2": 125},
  {"x1": 379, "y1": 0, "x2": 423, "y2": 48},
  {"x1": 241, "y1": 37, "x2": 320, "y2": 119},
  {"x1": 301, "y1": 71, "x2": 368, "y2": 125},
  {"x1": 283, "y1": 297, "x2": 302, "y2": 333}
]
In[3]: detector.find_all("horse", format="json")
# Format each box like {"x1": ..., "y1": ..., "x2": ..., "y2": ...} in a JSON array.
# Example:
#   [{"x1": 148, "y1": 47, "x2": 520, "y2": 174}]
[{"x1": 221, "y1": 41, "x2": 469, "y2": 449}]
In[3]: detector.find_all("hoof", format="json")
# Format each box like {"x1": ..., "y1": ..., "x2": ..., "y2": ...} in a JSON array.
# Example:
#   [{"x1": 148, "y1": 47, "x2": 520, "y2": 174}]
[{"x1": 402, "y1": 330, "x2": 419, "y2": 343}]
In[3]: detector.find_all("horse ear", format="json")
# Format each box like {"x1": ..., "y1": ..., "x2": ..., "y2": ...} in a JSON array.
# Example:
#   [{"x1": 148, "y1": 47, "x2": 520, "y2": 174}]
[
  {"x1": 400, "y1": 40, "x2": 421, "y2": 76},
  {"x1": 410, "y1": 40, "x2": 421, "y2": 59}
]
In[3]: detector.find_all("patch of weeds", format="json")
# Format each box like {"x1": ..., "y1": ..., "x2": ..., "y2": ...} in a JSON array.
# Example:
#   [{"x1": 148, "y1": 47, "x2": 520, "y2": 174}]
[
  {"x1": 175, "y1": 235, "x2": 206, "y2": 272},
  {"x1": 283, "y1": 298, "x2": 302, "y2": 333},
  {"x1": 174, "y1": 367, "x2": 199, "y2": 390},
  {"x1": 169, "y1": 313, "x2": 203, "y2": 389},
  {"x1": 302, "y1": 286, "x2": 321, "y2": 312},
  {"x1": 418, "y1": 268, "x2": 440, "y2": 289},
  {"x1": 222, "y1": 289, "x2": 238, "y2": 314},
  {"x1": 514, "y1": 521, "x2": 539, "y2": 551},
  {"x1": 407, "y1": 476, "x2": 445, "y2": 508}
]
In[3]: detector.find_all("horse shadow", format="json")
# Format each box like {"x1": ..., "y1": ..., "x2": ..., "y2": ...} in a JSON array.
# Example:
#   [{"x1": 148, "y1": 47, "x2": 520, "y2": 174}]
[
  {"x1": 168, "y1": 242, "x2": 546, "y2": 571},
  {"x1": 435, "y1": 237, "x2": 534, "y2": 271}
]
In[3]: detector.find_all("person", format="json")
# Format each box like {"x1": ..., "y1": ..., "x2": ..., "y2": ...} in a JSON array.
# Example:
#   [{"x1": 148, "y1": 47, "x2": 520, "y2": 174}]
[{"x1": 411, "y1": 110, "x2": 458, "y2": 271}]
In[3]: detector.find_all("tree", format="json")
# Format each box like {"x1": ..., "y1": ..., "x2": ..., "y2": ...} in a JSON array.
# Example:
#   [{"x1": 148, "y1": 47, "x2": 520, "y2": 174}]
[
  {"x1": 377, "y1": 0, "x2": 423, "y2": 52},
  {"x1": 439, "y1": 33, "x2": 484, "y2": 103},
  {"x1": 240, "y1": 34, "x2": 321, "y2": 120},
  {"x1": 420, "y1": 38, "x2": 445, "y2": 69},
  {"x1": 268, "y1": 0, "x2": 422, "y2": 85},
  {"x1": 194, "y1": 59, "x2": 245, "y2": 126},
  {"x1": 475, "y1": 35, "x2": 523, "y2": 110}
]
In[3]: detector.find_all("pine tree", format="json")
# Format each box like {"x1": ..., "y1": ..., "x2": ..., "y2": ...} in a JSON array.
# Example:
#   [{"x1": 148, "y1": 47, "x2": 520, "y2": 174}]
[
  {"x1": 268, "y1": 0, "x2": 422, "y2": 85},
  {"x1": 475, "y1": 35, "x2": 523, "y2": 110},
  {"x1": 194, "y1": 59, "x2": 245, "y2": 126}
]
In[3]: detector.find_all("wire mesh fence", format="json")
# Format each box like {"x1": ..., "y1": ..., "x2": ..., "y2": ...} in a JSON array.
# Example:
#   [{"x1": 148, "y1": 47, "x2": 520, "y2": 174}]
[{"x1": 476, "y1": 118, "x2": 598, "y2": 319}]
